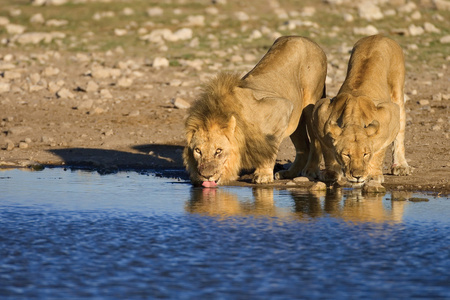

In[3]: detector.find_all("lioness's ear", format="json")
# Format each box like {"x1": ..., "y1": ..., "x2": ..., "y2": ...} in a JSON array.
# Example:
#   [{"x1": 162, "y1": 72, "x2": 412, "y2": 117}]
[
  {"x1": 365, "y1": 120, "x2": 380, "y2": 137},
  {"x1": 325, "y1": 121, "x2": 342, "y2": 140}
]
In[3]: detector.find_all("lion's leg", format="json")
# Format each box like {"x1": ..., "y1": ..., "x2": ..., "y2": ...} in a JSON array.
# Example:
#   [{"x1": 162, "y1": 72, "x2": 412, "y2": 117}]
[
  {"x1": 390, "y1": 79, "x2": 411, "y2": 176},
  {"x1": 302, "y1": 105, "x2": 321, "y2": 179},
  {"x1": 253, "y1": 153, "x2": 278, "y2": 184},
  {"x1": 321, "y1": 146, "x2": 342, "y2": 183},
  {"x1": 274, "y1": 114, "x2": 309, "y2": 180}
]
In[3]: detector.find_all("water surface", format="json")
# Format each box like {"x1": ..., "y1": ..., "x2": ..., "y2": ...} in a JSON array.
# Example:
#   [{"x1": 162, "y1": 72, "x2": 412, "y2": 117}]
[{"x1": 1, "y1": 168, "x2": 449, "y2": 299}]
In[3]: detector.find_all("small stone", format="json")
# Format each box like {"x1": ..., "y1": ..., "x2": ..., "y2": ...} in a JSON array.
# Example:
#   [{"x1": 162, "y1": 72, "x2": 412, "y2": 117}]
[
  {"x1": 0, "y1": 16, "x2": 9, "y2": 26},
  {"x1": 5, "y1": 140, "x2": 14, "y2": 151},
  {"x1": 103, "y1": 129, "x2": 114, "y2": 136},
  {"x1": 2, "y1": 71, "x2": 21, "y2": 80},
  {"x1": 18, "y1": 142, "x2": 28, "y2": 149},
  {"x1": 432, "y1": 93, "x2": 442, "y2": 101},
  {"x1": 357, "y1": 2, "x2": 383, "y2": 20},
  {"x1": 77, "y1": 99, "x2": 94, "y2": 110},
  {"x1": 8, "y1": 126, "x2": 31, "y2": 135},
  {"x1": 45, "y1": 19, "x2": 68, "y2": 27},
  {"x1": 173, "y1": 28, "x2": 193, "y2": 40},
  {"x1": 172, "y1": 97, "x2": 191, "y2": 109},
  {"x1": 424, "y1": 22, "x2": 440, "y2": 33},
  {"x1": 100, "y1": 89, "x2": 113, "y2": 99},
  {"x1": 86, "y1": 80, "x2": 99, "y2": 92},
  {"x1": 147, "y1": 7, "x2": 163, "y2": 16},
  {"x1": 309, "y1": 181, "x2": 327, "y2": 191},
  {"x1": 152, "y1": 57, "x2": 170, "y2": 69},
  {"x1": 30, "y1": 13, "x2": 45, "y2": 24},
  {"x1": 24, "y1": 138, "x2": 32, "y2": 143},
  {"x1": 0, "y1": 82, "x2": 11, "y2": 93},
  {"x1": 235, "y1": 11, "x2": 250, "y2": 21},
  {"x1": 114, "y1": 28, "x2": 127, "y2": 36},
  {"x1": 48, "y1": 81, "x2": 63, "y2": 93},
  {"x1": 353, "y1": 25, "x2": 378, "y2": 35},
  {"x1": 127, "y1": 110, "x2": 140, "y2": 117},
  {"x1": 409, "y1": 24, "x2": 424, "y2": 36},
  {"x1": 42, "y1": 66, "x2": 60, "y2": 76},
  {"x1": 56, "y1": 88, "x2": 74, "y2": 99},
  {"x1": 440, "y1": 35, "x2": 450, "y2": 44},
  {"x1": 418, "y1": 99, "x2": 430, "y2": 106},
  {"x1": 431, "y1": 125, "x2": 441, "y2": 131},
  {"x1": 117, "y1": 77, "x2": 133, "y2": 87},
  {"x1": 293, "y1": 176, "x2": 310, "y2": 182},
  {"x1": 6, "y1": 24, "x2": 26, "y2": 34},
  {"x1": 186, "y1": 15, "x2": 205, "y2": 26}
]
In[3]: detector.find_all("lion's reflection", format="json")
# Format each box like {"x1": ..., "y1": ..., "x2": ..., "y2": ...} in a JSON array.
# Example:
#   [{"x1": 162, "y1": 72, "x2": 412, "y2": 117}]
[{"x1": 186, "y1": 187, "x2": 409, "y2": 223}]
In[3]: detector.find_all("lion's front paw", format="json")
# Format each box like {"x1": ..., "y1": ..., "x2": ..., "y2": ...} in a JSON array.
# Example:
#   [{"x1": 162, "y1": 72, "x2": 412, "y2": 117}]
[
  {"x1": 391, "y1": 164, "x2": 412, "y2": 176},
  {"x1": 302, "y1": 166, "x2": 320, "y2": 180},
  {"x1": 253, "y1": 171, "x2": 274, "y2": 184},
  {"x1": 320, "y1": 169, "x2": 340, "y2": 183},
  {"x1": 368, "y1": 174, "x2": 384, "y2": 184},
  {"x1": 363, "y1": 181, "x2": 386, "y2": 194}
]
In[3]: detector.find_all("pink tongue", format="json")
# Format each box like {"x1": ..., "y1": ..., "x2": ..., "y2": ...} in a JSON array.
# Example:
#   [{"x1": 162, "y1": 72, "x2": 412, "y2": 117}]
[{"x1": 202, "y1": 181, "x2": 218, "y2": 188}]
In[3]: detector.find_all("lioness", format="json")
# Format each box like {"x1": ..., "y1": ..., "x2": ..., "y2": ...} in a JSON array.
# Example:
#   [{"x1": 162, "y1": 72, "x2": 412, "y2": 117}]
[
  {"x1": 184, "y1": 36, "x2": 327, "y2": 186},
  {"x1": 312, "y1": 35, "x2": 411, "y2": 190}
]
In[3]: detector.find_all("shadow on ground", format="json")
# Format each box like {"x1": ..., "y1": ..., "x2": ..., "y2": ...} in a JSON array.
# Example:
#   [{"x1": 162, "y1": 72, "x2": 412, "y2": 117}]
[{"x1": 48, "y1": 144, "x2": 188, "y2": 178}]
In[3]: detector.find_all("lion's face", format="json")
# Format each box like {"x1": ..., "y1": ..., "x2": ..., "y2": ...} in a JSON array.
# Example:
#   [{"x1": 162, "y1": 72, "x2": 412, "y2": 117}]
[
  {"x1": 184, "y1": 117, "x2": 239, "y2": 186},
  {"x1": 328, "y1": 122, "x2": 379, "y2": 186}
]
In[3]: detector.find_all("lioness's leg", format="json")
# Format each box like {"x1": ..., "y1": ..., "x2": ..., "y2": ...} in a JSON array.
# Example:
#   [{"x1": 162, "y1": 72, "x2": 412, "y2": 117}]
[
  {"x1": 321, "y1": 146, "x2": 342, "y2": 182},
  {"x1": 274, "y1": 112, "x2": 310, "y2": 180},
  {"x1": 367, "y1": 150, "x2": 386, "y2": 184},
  {"x1": 302, "y1": 104, "x2": 321, "y2": 178},
  {"x1": 390, "y1": 71, "x2": 411, "y2": 176}
]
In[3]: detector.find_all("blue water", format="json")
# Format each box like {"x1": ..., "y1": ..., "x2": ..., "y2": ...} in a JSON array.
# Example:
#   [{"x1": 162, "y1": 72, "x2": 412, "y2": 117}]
[{"x1": 1, "y1": 168, "x2": 449, "y2": 299}]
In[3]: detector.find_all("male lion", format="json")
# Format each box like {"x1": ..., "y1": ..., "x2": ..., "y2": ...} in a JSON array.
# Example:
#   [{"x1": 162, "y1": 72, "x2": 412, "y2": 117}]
[
  {"x1": 312, "y1": 35, "x2": 411, "y2": 190},
  {"x1": 183, "y1": 36, "x2": 327, "y2": 187}
]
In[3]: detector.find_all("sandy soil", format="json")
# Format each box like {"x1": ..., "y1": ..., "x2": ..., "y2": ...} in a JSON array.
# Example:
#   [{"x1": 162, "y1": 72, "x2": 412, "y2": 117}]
[{"x1": 0, "y1": 1, "x2": 449, "y2": 194}]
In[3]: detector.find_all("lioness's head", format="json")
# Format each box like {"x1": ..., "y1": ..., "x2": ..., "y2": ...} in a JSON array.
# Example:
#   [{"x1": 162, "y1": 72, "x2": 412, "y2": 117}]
[
  {"x1": 326, "y1": 121, "x2": 379, "y2": 186},
  {"x1": 183, "y1": 116, "x2": 240, "y2": 186}
]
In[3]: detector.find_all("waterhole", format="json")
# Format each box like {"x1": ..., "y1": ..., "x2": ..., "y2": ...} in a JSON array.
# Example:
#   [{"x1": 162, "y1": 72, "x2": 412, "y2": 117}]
[{"x1": 1, "y1": 168, "x2": 449, "y2": 299}]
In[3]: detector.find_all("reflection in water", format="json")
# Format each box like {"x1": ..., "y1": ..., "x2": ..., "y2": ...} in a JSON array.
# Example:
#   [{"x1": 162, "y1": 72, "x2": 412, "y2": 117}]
[{"x1": 186, "y1": 187, "x2": 409, "y2": 223}]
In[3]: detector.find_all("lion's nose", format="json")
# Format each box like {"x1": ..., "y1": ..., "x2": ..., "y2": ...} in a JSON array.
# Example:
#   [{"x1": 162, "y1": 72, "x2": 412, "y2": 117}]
[{"x1": 199, "y1": 163, "x2": 216, "y2": 179}]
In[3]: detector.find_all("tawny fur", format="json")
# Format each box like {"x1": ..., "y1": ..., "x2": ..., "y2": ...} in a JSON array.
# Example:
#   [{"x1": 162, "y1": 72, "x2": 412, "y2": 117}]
[
  {"x1": 184, "y1": 36, "x2": 327, "y2": 185},
  {"x1": 312, "y1": 34, "x2": 411, "y2": 190}
]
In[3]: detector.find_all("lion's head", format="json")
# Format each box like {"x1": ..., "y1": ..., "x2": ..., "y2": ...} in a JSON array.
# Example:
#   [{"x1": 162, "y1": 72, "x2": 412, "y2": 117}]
[
  {"x1": 326, "y1": 120, "x2": 380, "y2": 186},
  {"x1": 184, "y1": 114, "x2": 241, "y2": 187}
]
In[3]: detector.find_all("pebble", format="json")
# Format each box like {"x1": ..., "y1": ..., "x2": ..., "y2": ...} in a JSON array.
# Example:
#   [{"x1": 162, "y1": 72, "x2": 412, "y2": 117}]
[
  {"x1": 293, "y1": 176, "x2": 310, "y2": 182},
  {"x1": 357, "y1": 2, "x2": 383, "y2": 21},
  {"x1": 86, "y1": 80, "x2": 99, "y2": 92},
  {"x1": 100, "y1": 89, "x2": 113, "y2": 99},
  {"x1": 77, "y1": 99, "x2": 94, "y2": 110},
  {"x1": 309, "y1": 181, "x2": 327, "y2": 192},
  {"x1": 418, "y1": 99, "x2": 430, "y2": 106},
  {"x1": 42, "y1": 66, "x2": 60, "y2": 77},
  {"x1": 5, "y1": 140, "x2": 14, "y2": 151},
  {"x1": 56, "y1": 88, "x2": 74, "y2": 99},
  {"x1": 147, "y1": 7, "x2": 163, "y2": 16},
  {"x1": 0, "y1": 16, "x2": 9, "y2": 26},
  {"x1": 440, "y1": 35, "x2": 450, "y2": 44},
  {"x1": 152, "y1": 57, "x2": 170, "y2": 69},
  {"x1": 431, "y1": 125, "x2": 441, "y2": 131},
  {"x1": 432, "y1": 93, "x2": 442, "y2": 101},
  {"x1": 19, "y1": 142, "x2": 28, "y2": 149},
  {"x1": 3, "y1": 71, "x2": 21, "y2": 80},
  {"x1": 0, "y1": 82, "x2": 11, "y2": 93},
  {"x1": 409, "y1": 24, "x2": 424, "y2": 36},
  {"x1": 46, "y1": 19, "x2": 68, "y2": 27},
  {"x1": 424, "y1": 22, "x2": 440, "y2": 33},
  {"x1": 8, "y1": 126, "x2": 32, "y2": 135},
  {"x1": 91, "y1": 66, "x2": 121, "y2": 79},
  {"x1": 6, "y1": 24, "x2": 26, "y2": 34},
  {"x1": 353, "y1": 25, "x2": 378, "y2": 35},
  {"x1": 117, "y1": 77, "x2": 133, "y2": 87},
  {"x1": 30, "y1": 13, "x2": 45, "y2": 24},
  {"x1": 172, "y1": 97, "x2": 191, "y2": 109},
  {"x1": 127, "y1": 110, "x2": 140, "y2": 117},
  {"x1": 235, "y1": 11, "x2": 250, "y2": 21}
]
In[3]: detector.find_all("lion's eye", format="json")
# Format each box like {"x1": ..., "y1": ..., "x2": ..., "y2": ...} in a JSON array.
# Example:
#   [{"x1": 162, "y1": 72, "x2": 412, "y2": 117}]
[
  {"x1": 363, "y1": 153, "x2": 370, "y2": 158},
  {"x1": 215, "y1": 148, "x2": 222, "y2": 155},
  {"x1": 194, "y1": 148, "x2": 201, "y2": 155},
  {"x1": 343, "y1": 154, "x2": 350, "y2": 160}
]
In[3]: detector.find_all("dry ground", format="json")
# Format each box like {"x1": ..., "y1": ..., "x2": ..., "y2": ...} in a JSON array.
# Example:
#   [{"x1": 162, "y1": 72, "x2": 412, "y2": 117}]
[{"x1": 0, "y1": 0, "x2": 449, "y2": 194}]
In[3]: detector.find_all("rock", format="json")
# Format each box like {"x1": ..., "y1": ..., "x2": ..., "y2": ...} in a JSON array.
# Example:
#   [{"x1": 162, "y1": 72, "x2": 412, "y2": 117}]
[
  {"x1": 122, "y1": 7, "x2": 134, "y2": 16},
  {"x1": 357, "y1": 2, "x2": 383, "y2": 20},
  {"x1": 423, "y1": 22, "x2": 440, "y2": 33},
  {"x1": 186, "y1": 15, "x2": 205, "y2": 26},
  {"x1": 86, "y1": 80, "x2": 99, "y2": 92},
  {"x1": 293, "y1": 176, "x2": 310, "y2": 182},
  {"x1": 114, "y1": 28, "x2": 127, "y2": 36},
  {"x1": 14, "y1": 32, "x2": 65, "y2": 44},
  {"x1": 152, "y1": 57, "x2": 170, "y2": 68},
  {"x1": 309, "y1": 181, "x2": 327, "y2": 192},
  {"x1": 440, "y1": 35, "x2": 450, "y2": 44},
  {"x1": 409, "y1": 24, "x2": 424, "y2": 36},
  {"x1": 91, "y1": 66, "x2": 121, "y2": 79},
  {"x1": 431, "y1": 125, "x2": 441, "y2": 131},
  {"x1": 127, "y1": 110, "x2": 140, "y2": 117},
  {"x1": 100, "y1": 89, "x2": 113, "y2": 99},
  {"x1": 353, "y1": 25, "x2": 378, "y2": 35},
  {"x1": 249, "y1": 29, "x2": 262, "y2": 39},
  {"x1": 343, "y1": 13, "x2": 354, "y2": 22},
  {"x1": 56, "y1": 88, "x2": 74, "y2": 99},
  {"x1": 19, "y1": 142, "x2": 28, "y2": 149},
  {"x1": 173, "y1": 28, "x2": 193, "y2": 40},
  {"x1": 77, "y1": 99, "x2": 94, "y2": 110},
  {"x1": 30, "y1": 13, "x2": 45, "y2": 24},
  {"x1": 205, "y1": 7, "x2": 219, "y2": 15},
  {"x1": 432, "y1": 93, "x2": 442, "y2": 101},
  {"x1": 411, "y1": 11, "x2": 421, "y2": 20},
  {"x1": 235, "y1": 11, "x2": 250, "y2": 21},
  {"x1": 3, "y1": 71, "x2": 21, "y2": 80},
  {"x1": 42, "y1": 66, "x2": 60, "y2": 76},
  {"x1": 418, "y1": 99, "x2": 430, "y2": 106},
  {"x1": 5, "y1": 140, "x2": 14, "y2": 151},
  {"x1": 0, "y1": 82, "x2": 11, "y2": 93},
  {"x1": 117, "y1": 77, "x2": 133, "y2": 87},
  {"x1": 147, "y1": 7, "x2": 163, "y2": 16},
  {"x1": 172, "y1": 97, "x2": 191, "y2": 109},
  {"x1": 6, "y1": 24, "x2": 26, "y2": 34},
  {"x1": 48, "y1": 81, "x2": 63, "y2": 93},
  {"x1": 0, "y1": 16, "x2": 9, "y2": 26},
  {"x1": 45, "y1": 19, "x2": 68, "y2": 27},
  {"x1": 434, "y1": 0, "x2": 450, "y2": 11},
  {"x1": 8, "y1": 126, "x2": 32, "y2": 135}
]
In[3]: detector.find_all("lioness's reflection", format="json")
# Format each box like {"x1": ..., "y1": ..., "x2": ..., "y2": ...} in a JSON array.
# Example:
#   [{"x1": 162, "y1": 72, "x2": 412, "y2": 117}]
[{"x1": 186, "y1": 187, "x2": 408, "y2": 223}]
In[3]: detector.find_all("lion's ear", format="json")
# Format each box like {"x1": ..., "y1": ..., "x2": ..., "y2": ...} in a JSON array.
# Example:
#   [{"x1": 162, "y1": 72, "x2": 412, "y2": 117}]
[
  {"x1": 226, "y1": 115, "x2": 236, "y2": 135},
  {"x1": 186, "y1": 129, "x2": 195, "y2": 144},
  {"x1": 365, "y1": 120, "x2": 380, "y2": 137},
  {"x1": 325, "y1": 121, "x2": 342, "y2": 140}
]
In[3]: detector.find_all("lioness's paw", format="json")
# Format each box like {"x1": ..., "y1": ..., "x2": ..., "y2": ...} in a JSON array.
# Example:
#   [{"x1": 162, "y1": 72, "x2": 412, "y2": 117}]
[
  {"x1": 302, "y1": 167, "x2": 320, "y2": 180},
  {"x1": 391, "y1": 164, "x2": 412, "y2": 176},
  {"x1": 320, "y1": 170, "x2": 340, "y2": 182},
  {"x1": 253, "y1": 173, "x2": 274, "y2": 184},
  {"x1": 275, "y1": 170, "x2": 295, "y2": 180}
]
